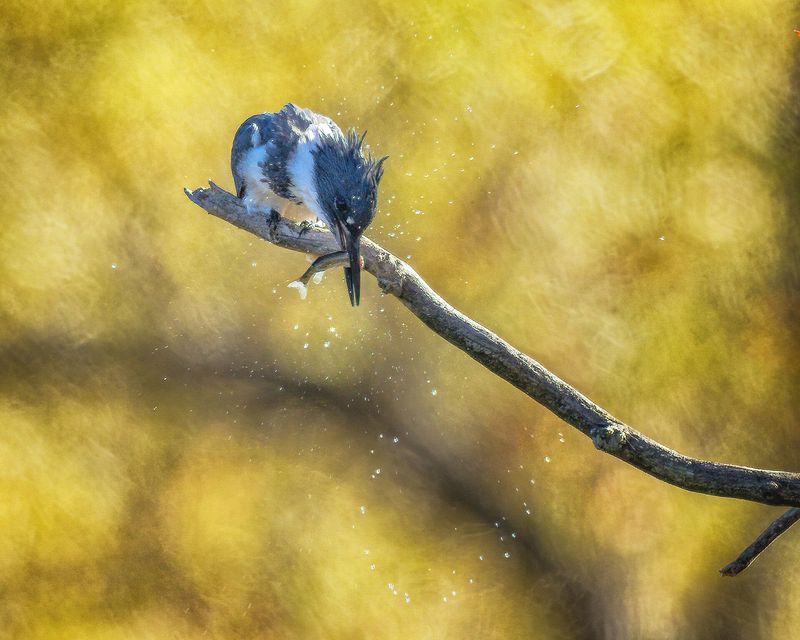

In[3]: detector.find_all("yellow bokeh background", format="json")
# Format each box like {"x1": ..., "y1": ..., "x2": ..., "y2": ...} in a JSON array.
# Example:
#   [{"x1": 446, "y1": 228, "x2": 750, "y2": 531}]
[{"x1": 2, "y1": 1, "x2": 799, "y2": 637}]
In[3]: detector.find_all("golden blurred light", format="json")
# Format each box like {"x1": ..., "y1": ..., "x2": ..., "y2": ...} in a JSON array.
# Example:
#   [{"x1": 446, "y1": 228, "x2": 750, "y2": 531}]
[{"x1": 1, "y1": 0, "x2": 799, "y2": 637}]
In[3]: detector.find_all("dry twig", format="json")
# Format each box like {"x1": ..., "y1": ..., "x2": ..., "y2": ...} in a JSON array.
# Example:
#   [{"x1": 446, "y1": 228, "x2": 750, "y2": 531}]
[{"x1": 185, "y1": 182, "x2": 800, "y2": 575}]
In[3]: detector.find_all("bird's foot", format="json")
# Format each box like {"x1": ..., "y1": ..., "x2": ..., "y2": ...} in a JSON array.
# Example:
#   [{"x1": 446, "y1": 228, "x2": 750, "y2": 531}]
[
  {"x1": 266, "y1": 208, "x2": 281, "y2": 240},
  {"x1": 297, "y1": 219, "x2": 326, "y2": 237}
]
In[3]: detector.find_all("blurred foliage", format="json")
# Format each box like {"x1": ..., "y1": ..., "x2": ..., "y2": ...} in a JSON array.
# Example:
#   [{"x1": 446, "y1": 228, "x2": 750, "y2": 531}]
[{"x1": 1, "y1": 0, "x2": 800, "y2": 637}]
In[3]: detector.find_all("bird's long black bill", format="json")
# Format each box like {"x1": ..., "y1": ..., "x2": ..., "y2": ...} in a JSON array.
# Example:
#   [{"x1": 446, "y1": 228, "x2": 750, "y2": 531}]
[
  {"x1": 344, "y1": 236, "x2": 362, "y2": 306},
  {"x1": 344, "y1": 267, "x2": 355, "y2": 306}
]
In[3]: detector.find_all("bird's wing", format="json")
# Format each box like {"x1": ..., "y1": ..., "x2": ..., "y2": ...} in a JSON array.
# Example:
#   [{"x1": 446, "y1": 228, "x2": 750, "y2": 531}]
[
  {"x1": 230, "y1": 113, "x2": 274, "y2": 199},
  {"x1": 266, "y1": 104, "x2": 345, "y2": 201},
  {"x1": 231, "y1": 104, "x2": 344, "y2": 201}
]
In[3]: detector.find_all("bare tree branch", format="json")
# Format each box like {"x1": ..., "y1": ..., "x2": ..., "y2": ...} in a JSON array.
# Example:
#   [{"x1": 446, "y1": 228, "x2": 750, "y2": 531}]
[
  {"x1": 185, "y1": 182, "x2": 800, "y2": 574},
  {"x1": 720, "y1": 508, "x2": 800, "y2": 576}
]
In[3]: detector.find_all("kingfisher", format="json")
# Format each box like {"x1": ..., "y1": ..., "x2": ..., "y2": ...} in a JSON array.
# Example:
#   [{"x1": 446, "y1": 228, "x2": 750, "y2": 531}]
[{"x1": 231, "y1": 103, "x2": 387, "y2": 306}]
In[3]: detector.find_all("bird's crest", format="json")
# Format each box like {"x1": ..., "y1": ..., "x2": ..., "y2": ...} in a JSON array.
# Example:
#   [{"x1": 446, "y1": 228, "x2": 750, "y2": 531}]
[{"x1": 334, "y1": 127, "x2": 389, "y2": 188}]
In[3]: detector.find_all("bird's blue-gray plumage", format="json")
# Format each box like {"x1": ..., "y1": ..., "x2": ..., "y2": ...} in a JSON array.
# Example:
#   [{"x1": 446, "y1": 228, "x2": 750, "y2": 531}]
[
  {"x1": 313, "y1": 129, "x2": 385, "y2": 234},
  {"x1": 230, "y1": 103, "x2": 388, "y2": 306},
  {"x1": 231, "y1": 104, "x2": 338, "y2": 202}
]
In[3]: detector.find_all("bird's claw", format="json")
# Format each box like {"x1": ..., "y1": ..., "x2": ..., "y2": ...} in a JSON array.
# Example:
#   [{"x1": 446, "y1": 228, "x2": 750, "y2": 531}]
[
  {"x1": 267, "y1": 208, "x2": 281, "y2": 239},
  {"x1": 297, "y1": 219, "x2": 325, "y2": 237}
]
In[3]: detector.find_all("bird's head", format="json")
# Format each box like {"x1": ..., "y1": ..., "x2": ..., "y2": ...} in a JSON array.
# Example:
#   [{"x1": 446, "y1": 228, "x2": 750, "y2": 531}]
[{"x1": 313, "y1": 129, "x2": 387, "y2": 306}]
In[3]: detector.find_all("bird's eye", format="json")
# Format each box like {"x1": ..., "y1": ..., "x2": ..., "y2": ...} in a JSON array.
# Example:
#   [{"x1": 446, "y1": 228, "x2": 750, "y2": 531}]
[{"x1": 335, "y1": 196, "x2": 348, "y2": 214}]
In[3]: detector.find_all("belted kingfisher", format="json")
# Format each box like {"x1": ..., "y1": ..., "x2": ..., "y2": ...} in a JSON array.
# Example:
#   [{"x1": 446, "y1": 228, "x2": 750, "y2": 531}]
[{"x1": 231, "y1": 103, "x2": 387, "y2": 306}]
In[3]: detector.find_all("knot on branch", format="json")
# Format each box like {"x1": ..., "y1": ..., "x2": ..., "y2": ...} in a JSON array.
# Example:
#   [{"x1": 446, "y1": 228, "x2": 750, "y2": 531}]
[
  {"x1": 371, "y1": 253, "x2": 405, "y2": 298},
  {"x1": 591, "y1": 424, "x2": 628, "y2": 453},
  {"x1": 377, "y1": 274, "x2": 403, "y2": 297},
  {"x1": 765, "y1": 480, "x2": 787, "y2": 503}
]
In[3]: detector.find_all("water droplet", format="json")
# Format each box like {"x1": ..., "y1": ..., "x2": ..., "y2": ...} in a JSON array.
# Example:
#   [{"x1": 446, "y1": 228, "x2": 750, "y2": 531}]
[
  {"x1": 111, "y1": 262, "x2": 118, "y2": 270},
  {"x1": 303, "y1": 343, "x2": 309, "y2": 349},
  {"x1": 504, "y1": 552, "x2": 511, "y2": 559},
  {"x1": 323, "y1": 341, "x2": 331, "y2": 348},
  {"x1": 544, "y1": 456, "x2": 551, "y2": 463},
  {"x1": 431, "y1": 389, "x2": 438, "y2": 396},
  {"x1": 359, "y1": 505, "x2": 366, "y2": 515}
]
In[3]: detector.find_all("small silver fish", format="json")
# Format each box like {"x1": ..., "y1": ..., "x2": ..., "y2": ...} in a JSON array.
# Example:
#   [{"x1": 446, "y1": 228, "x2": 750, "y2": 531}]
[{"x1": 288, "y1": 251, "x2": 365, "y2": 300}]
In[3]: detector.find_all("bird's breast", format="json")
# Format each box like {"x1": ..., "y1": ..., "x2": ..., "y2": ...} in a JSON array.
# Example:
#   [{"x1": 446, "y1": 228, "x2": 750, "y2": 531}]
[
  {"x1": 239, "y1": 144, "x2": 280, "y2": 206},
  {"x1": 287, "y1": 134, "x2": 325, "y2": 223}
]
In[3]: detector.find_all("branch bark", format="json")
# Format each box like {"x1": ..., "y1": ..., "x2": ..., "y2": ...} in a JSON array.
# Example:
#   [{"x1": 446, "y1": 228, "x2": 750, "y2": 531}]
[
  {"x1": 720, "y1": 508, "x2": 800, "y2": 576},
  {"x1": 185, "y1": 182, "x2": 800, "y2": 574}
]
